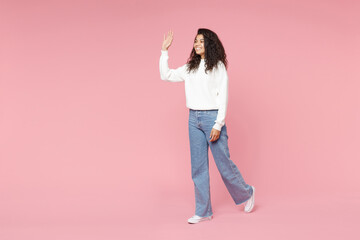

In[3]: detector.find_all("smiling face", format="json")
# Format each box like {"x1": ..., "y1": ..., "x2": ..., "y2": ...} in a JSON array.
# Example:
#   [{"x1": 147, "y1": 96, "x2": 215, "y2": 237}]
[{"x1": 194, "y1": 34, "x2": 205, "y2": 59}]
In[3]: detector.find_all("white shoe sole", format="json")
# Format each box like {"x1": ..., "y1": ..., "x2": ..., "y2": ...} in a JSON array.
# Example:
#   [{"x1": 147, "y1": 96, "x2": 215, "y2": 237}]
[
  {"x1": 188, "y1": 215, "x2": 213, "y2": 224},
  {"x1": 244, "y1": 186, "x2": 255, "y2": 213}
]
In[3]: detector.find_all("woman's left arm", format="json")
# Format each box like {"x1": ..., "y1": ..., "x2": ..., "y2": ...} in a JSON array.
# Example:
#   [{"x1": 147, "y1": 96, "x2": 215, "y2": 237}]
[{"x1": 212, "y1": 62, "x2": 229, "y2": 131}]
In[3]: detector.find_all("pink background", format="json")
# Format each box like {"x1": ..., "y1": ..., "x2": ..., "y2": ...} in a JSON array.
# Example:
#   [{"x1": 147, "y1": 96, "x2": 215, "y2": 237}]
[{"x1": 1, "y1": 0, "x2": 359, "y2": 239}]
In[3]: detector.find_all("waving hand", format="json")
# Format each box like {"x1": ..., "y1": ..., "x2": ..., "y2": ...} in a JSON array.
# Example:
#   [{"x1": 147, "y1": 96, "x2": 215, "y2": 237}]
[{"x1": 162, "y1": 30, "x2": 174, "y2": 51}]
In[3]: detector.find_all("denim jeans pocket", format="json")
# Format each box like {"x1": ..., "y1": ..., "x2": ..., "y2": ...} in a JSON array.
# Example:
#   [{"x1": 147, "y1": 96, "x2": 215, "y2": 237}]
[
  {"x1": 206, "y1": 111, "x2": 218, "y2": 125},
  {"x1": 207, "y1": 110, "x2": 218, "y2": 115},
  {"x1": 209, "y1": 111, "x2": 218, "y2": 120}
]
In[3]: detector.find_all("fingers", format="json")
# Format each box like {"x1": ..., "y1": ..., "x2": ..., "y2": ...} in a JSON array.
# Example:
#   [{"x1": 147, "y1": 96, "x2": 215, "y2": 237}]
[
  {"x1": 209, "y1": 131, "x2": 220, "y2": 142},
  {"x1": 165, "y1": 29, "x2": 174, "y2": 39},
  {"x1": 210, "y1": 135, "x2": 218, "y2": 142},
  {"x1": 162, "y1": 29, "x2": 174, "y2": 50},
  {"x1": 209, "y1": 133, "x2": 214, "y2": 142}
]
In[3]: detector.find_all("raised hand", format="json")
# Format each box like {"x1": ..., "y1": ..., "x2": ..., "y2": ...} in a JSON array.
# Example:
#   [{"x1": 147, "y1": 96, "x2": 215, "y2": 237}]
[{"x1": 162, "y1": 30, "x2": 174, "y2": 51}]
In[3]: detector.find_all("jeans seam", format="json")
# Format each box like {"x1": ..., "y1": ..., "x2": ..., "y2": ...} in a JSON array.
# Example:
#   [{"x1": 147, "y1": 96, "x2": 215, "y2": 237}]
[{"x1": 228, "y1": 156, "x2": 247, "y2": 203}]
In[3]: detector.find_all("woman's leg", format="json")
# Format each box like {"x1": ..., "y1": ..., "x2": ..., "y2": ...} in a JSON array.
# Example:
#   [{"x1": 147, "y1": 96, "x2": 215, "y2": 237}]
[
  {"x1": 203, "y1": 110, "x2": 253, "y2": 205},
  {"x1": 188, "y1": 109, "x2": 213, "y2": 217}
]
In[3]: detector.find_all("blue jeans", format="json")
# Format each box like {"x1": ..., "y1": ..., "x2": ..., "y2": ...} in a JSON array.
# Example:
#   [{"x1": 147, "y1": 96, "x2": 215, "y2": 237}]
[{"x1": 188, "y1": 109, "x2": 253, "y2": 217}]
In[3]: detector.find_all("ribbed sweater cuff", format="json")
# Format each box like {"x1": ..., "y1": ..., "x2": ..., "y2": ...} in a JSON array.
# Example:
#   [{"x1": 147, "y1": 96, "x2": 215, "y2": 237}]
[{"x1": 213, "y1": 123, "x2": 223, "y2": 131}]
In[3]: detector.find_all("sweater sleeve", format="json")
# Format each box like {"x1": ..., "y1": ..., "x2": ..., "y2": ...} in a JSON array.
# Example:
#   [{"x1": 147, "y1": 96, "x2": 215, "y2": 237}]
[
  {"x1": 159, "y1": 50, "x2": 187, "y2": 82},
  {"x1": 212, "y1": 62, "x2": 229, "y2": 131}
]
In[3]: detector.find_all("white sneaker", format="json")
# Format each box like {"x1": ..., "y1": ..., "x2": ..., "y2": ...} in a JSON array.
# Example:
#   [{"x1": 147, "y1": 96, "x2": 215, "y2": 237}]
[
  {"x1": 244, "y1": 186, "x2": 255, "y2": 213},
  {"x1": 187, "y1": 215, "x2": 213, "y2": 224}
]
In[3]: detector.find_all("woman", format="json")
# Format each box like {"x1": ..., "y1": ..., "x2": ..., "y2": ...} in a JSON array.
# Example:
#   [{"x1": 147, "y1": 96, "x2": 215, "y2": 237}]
[{"x1": 159, "y1": 28, "x2": 255, "y2": 224}]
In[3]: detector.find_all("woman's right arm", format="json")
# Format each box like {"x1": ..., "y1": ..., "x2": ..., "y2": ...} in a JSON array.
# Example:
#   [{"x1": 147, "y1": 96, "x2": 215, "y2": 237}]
[
  {"x1": 159, "y1": 30, "x2": 187, "y2": 82},
  {"x1": 159, "y1": 50, "x2": 187, "y2": 82}
]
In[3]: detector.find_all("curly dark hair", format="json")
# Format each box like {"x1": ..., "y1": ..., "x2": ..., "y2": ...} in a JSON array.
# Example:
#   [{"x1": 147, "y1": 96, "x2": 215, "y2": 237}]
[{"x1": 186, "y1": 28, "x2": 228, "y2": 74}]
